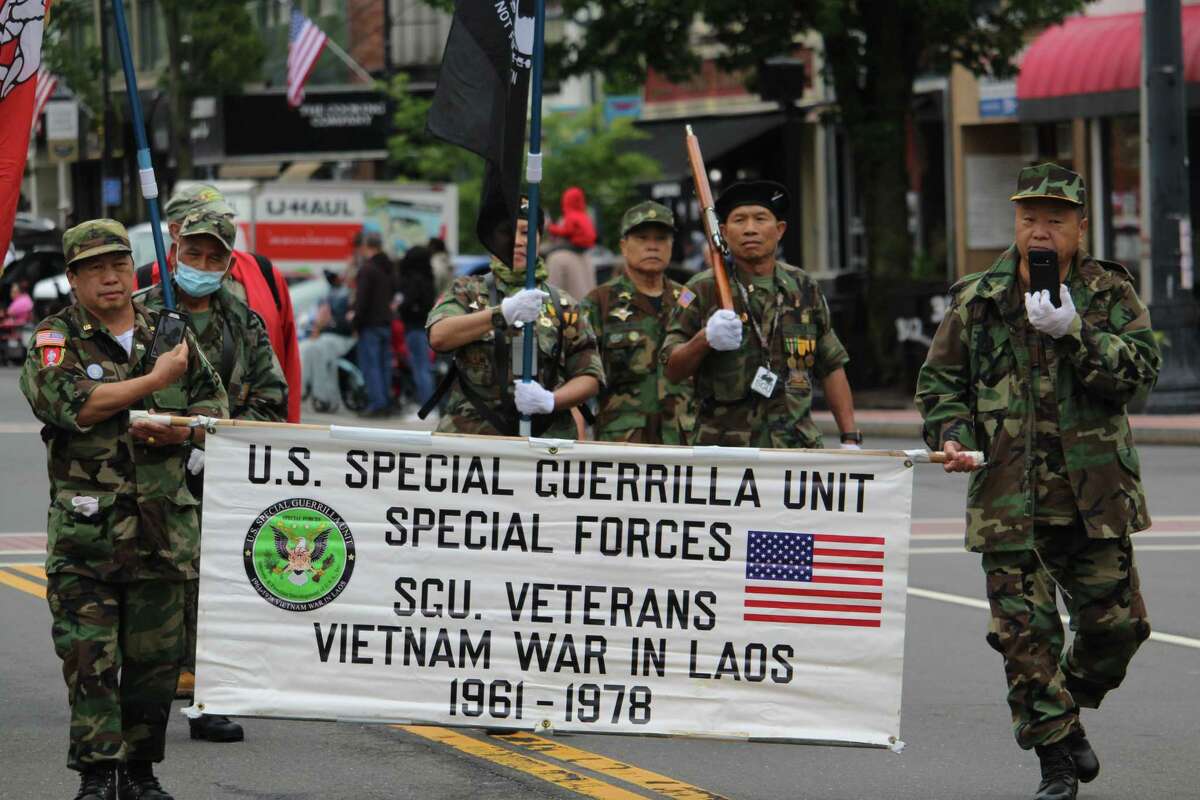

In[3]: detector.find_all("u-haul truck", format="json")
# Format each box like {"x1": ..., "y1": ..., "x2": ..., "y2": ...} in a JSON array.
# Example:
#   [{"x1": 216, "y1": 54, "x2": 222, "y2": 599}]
[{"x1": 174, "y1": 180, "x2": 458, "y2": 278}]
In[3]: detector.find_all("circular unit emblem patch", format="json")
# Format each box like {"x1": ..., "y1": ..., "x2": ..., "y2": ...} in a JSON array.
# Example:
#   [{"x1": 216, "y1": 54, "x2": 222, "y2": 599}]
[{"x1": 243, "y1": 498, "x2": 355, "y2": 612}]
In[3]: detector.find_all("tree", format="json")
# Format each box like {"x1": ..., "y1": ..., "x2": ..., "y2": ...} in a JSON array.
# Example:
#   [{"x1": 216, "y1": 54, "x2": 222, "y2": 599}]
[
  {"x1": 41, "y1": 0, "x2": 102, "y2": 119},
  {"x1": 159, "y1": 0, "x2": 265, "y2": 177},
  {"x1": 551, "y1": 0, "x2": 1087, "y2": 374}
]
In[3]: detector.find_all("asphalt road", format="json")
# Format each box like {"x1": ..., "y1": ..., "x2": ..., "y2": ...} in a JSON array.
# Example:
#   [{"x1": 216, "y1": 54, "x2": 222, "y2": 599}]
[{"x1": 2, "y1": 366, "x2": 1197, "y2": 800}]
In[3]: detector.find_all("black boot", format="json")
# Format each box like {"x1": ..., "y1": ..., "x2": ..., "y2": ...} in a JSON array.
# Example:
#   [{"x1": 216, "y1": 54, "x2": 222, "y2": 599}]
[
  {"x1": 73, "y1": 767, "x2": 116, "y2": 800},
  {"x1": 1064, "y1": 727, "x2": 1099, "y2": 783},
  {"x1": 188, "y1": 713, "x2": 244, "y2": 742},
  {"x1": 1033, "y1": 742, "x2": 1079, "y2": 800},
  {"x1": 116, "y1": 762, "x2": 174, "y2": 800}
]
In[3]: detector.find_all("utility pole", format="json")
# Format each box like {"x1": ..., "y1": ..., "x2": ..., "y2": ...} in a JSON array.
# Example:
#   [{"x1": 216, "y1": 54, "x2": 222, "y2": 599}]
[
  {"x1": 759, "y1": 56, "x2": 809, "y2": 267},
  {"x1": 1144, "y1": 0, "x2": 1200, "y2": 411},
  {"x1": 99, "y1": 0, "x2": 114, "y2": 218},
  {"x1": 382, "y1": 0, "x2": 393, "y2": 75}
]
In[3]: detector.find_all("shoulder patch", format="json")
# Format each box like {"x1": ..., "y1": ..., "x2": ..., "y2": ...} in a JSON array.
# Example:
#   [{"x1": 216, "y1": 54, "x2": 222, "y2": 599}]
[
  {"x1": 35, "y1": 330, "x2": 67, "y2": 348},
  {"x1": 677, "y1": 287, "x2": 696, "y2": 308}
]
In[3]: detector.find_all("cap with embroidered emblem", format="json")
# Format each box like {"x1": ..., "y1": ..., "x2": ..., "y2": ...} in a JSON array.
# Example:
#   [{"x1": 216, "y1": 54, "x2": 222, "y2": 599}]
[
  {"x1": 62, "y1": 219, "x2": 132, "y2": 267},
  {"x1": 620, "y1": 201, "x2": 676, "y2": 236}
]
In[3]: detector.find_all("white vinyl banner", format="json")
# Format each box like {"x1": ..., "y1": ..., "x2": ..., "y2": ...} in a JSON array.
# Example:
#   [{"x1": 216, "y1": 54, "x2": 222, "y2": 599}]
[{"x1": 195, "y1": 427, "x2": 916, "y2": 747}]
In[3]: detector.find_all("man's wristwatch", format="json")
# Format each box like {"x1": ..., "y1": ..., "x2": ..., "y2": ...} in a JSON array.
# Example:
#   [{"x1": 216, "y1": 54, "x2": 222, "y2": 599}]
[{"x1": 840, "y1": 430, "x2": 864, "y2": 445}]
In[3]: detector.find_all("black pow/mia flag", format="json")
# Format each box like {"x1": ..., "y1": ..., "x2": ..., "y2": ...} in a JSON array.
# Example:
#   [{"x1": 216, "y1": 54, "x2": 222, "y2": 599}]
[{"x1": 427, "y1": 0, "x2": 534, "y2": 267}]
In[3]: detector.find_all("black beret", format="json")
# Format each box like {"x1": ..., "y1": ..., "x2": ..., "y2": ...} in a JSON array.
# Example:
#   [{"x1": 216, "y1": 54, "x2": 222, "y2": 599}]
[
  {"x1": 518, "y1": 195, "x2": 546, "y2": 230},
  {"x1": 714, "y1": 180, "x2": 790, "y2": 222}
]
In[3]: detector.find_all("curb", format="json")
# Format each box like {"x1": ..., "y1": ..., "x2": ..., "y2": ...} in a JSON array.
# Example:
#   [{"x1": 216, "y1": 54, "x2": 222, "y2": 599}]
[{"x1": 814, "y1": 416, "x2": 1200, "y2": 447}]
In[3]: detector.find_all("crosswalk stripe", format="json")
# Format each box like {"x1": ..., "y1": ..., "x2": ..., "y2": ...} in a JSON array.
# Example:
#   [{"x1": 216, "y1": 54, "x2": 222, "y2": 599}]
[
  {"x1": 494, "y1": 730, "x2": 728, "y2": 800},
  {"x1": 908, "y1": 587, "x2": 1200, "y2": 650},
  {"x1": 0, "y1": 568, "x2": 46, "y2": 599},
  {"x1": 397, "y1": 726, "x2": 646, "y2": 799}
]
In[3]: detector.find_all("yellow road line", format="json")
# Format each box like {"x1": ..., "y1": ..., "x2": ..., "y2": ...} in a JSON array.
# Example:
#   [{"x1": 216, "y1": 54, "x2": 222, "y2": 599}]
[
  {"x1": 8, "y1": 564, "x2": 46, "y2": 581},
  {"x1": 0, "y1": 568, "x2": 46, "y2": 599},
  {"x1": 397, "y1": 725, "x2": 646, "y2": 799},
  {"x1": 496, "y1": 731, "x2": 729, "y2": 800}
]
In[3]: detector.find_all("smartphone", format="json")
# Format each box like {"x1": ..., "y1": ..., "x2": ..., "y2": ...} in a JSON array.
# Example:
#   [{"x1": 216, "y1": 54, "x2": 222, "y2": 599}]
[
  {"x1": 146, "y1": 309, "x2": 190, "y2": 369},
  {"x1": 1028, "y1": 250, "x2": 1061, "y2": 307}
]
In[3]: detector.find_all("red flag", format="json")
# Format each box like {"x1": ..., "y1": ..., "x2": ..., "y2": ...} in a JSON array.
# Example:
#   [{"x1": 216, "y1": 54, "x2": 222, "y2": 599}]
[{"x1": 0, "y1": 0, "x2": 52, "y2": 257}]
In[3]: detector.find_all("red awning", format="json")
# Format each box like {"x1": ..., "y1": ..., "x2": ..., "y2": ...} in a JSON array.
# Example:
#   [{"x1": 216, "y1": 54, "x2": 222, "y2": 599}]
[{"x1": 1017, "y1": 7, "x2": 1200, "y2": 119}]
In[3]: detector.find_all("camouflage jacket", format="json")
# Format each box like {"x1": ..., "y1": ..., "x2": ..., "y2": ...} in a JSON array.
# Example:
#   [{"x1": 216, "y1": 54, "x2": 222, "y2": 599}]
[
  {"x1": 137, "y1": 282, "x2": 287, "y2": 422},
  {"x1": 661, "y1": 261, "x2": 849, "y2": 448},
  {"x1": 915, "y1": 248, "x2": 1160, "y2": 552},
  {"x1": 20, "y1": 301, "x2": 228, "y2": 581},
  {"x1": 582, "y1": 273, "x2": 696, "y2": 444},
  {"x1": 426, "y1": 273, "x2": 605, "y2": 439}
]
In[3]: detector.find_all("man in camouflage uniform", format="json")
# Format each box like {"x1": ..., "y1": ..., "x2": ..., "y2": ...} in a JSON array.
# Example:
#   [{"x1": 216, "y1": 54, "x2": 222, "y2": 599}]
[
  {"x1": 426, "y1": 199, "x2": 603, "y2": 438},
  {"x1": 20, "y1": 220, "x2": 227, "y2": 800},
  {"x1": 582, "y1": 201, "x2": 694, "y2": 444},
  {"x1": 915, "y1": 163, "x2": 1159, "y2": 800},
  {"x1": 138, "y1": 208, "x2": 287, "y2": 743},
  {"x1": 662, "y1": 181, "x2": 861, "y2": 449}
]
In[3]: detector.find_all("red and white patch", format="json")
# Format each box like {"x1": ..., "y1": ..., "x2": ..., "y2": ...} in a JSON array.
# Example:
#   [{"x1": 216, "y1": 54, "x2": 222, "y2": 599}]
[
  {"x1": 40, "y1": 346, "x2": 64, "y2": 368},
  {"x1": 677, "y1": 287, "x2": 696, "y2": 308}
]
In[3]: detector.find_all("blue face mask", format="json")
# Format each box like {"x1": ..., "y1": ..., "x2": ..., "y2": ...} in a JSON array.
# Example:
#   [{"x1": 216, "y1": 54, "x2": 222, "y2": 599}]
[{"x1": 175, "y1": 262, "x2": 225, "y2": 298}]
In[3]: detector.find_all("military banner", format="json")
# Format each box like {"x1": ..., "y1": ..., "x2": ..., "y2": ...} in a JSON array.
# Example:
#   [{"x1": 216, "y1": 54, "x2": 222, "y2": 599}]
[{"x1": 195, "y1": 425, "x2": 916, "y2": 747}]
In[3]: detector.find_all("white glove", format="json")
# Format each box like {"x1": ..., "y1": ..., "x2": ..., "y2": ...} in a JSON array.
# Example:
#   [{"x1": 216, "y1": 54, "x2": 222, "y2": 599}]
[
  {"x1": 1024, "y1": 286, "x2": 1077, "y2": 339},
  {"x1": 705, "y1": 309, "x2": 743, "y2": 351},
  {"x1": 840, "y1": 443, "x2": 862, "y2": 450},
  {"x1": 187, "y1": 448, "x2": 205, "y2": 475},
  {"x1": 513, "y1": 380, "x2": 556, "y2": 415},
  {"x1": 71, "y1": 496, "x2": 100, "y2": 517},
  {"x1": 501, "y1": 288, "x2": 550, "y2": 325}
]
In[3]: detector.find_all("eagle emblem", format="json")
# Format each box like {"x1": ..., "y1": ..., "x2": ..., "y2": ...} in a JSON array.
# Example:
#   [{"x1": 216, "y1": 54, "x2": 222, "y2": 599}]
[{"x1": 271, "y1": 524, "x2": 333, "y2": 586}]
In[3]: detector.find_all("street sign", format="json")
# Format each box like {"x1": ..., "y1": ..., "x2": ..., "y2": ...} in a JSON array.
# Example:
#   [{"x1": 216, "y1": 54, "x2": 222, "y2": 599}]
[{"x1": 44, "y1": 100, "x2": 79, "y2": 163}]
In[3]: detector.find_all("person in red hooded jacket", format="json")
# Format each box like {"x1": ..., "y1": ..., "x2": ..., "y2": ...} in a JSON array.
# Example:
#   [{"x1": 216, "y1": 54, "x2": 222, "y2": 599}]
[
  {"x1": 134, "y1": 185, "x2": 303, "y2": 422},
  {"x1": 546, "y1": 187, "x2": 597, "y2": 302},
  {"x1": 547, "y1": 186, "x2": 597, "y2": 250}
]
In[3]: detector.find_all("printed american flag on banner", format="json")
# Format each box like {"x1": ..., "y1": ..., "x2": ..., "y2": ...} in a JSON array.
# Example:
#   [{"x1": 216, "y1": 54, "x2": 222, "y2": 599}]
[
  {"x1": 744, "y1": 530, "x2": 885, "y2": 628},
  {"x1": 286, "y1": 7, "x2": 328, "y2": 108},
  {"x1": 30, "y1": 66, "x2": 58, "y2": 134}
]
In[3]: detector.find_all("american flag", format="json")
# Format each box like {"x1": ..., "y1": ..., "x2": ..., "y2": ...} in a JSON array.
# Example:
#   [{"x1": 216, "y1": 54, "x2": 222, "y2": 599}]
[
  {"x1": 287, "y1": 7, "x2": 328, "y2": 108},
  {"x1": 744, "y1": 530, "x2": 885, "y2": 628},
  {"x1": 30, "y1": 66, "x2": 58, "y2": 135}
]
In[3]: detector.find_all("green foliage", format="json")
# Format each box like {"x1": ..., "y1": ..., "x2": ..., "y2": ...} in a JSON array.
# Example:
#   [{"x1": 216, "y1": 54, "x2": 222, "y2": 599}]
[
  {"x1": 41, "y1": 0, "x2": 102, "y2": 126},
  {"x1": 539, "y1": 107, "x2": 660, "y2": 250},
  {"x1": 158, "y1": 0, "x2": 265, "y2": 103}
]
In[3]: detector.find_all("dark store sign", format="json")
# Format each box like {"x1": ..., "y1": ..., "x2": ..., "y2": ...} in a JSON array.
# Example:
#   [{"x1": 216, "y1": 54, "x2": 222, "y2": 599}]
[{"x1": 222, "y1": 90, "x2": 390, "y2": 158}]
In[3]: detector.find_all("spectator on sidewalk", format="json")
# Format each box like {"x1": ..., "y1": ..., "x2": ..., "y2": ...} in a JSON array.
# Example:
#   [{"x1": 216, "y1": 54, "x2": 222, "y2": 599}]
[
  {"x1": 396, "y1": 245, "x2": 437, "y2": 409},
  {"x1": 546, "y1": 187, "x2": 598, "y2": 302},
  {"x1": 353, "y1": 231, "x2": 395, "y2": 417},
  {"x1": 300, "y1": 269, "x2": 356, "y2": 413},
  {"x1": 428, "y1": 236, "x2": 454, "y2": 295}
]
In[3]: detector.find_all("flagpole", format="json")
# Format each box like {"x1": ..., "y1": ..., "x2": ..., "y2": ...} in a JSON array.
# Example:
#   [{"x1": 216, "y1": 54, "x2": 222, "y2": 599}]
[
  {"x1": 107, "y1": 0, "x2": 174, "y2": 309},
  {"x1": 519, "y1": 0, "x2": 547, "y2": 438}
]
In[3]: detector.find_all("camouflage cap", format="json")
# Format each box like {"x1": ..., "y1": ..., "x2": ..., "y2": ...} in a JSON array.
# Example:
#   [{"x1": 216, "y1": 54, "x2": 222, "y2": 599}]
[
  {"x1": 179, "y1": 209, "x2": 236, "y2": 252},
  {"x1": 163, "y1": 184, "x2": 231, "y2": 222},
  {"x1": 62, "y1": 219, "x2": 131, "y2": 267},
  {"x1": 620, "y1": 201, "x2": 675, "y2": 236},
  {"x1": 1010, "y1": 163, "x2": 1087, "y2": 207}
]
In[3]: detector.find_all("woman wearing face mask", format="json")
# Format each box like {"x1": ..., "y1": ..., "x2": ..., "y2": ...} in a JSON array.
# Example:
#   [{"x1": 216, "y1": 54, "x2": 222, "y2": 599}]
[{"x1": 135, "y1": 208, "x2": 288, "y2": 744}]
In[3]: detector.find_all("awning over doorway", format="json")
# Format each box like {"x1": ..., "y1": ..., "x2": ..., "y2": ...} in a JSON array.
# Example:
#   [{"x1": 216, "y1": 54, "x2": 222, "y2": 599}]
[
  {"x1": 632, "y1": 112, "x2": 783, "y2": 180},
  {"x1": 1017, "y1": 6, "x2": 1200, "y2": 121}
]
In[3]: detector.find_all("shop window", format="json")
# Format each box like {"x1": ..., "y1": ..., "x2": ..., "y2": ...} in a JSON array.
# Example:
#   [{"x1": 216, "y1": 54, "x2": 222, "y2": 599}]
[{"x1": 1106, "y1": 115, "x2": 1141, "y2": 270}]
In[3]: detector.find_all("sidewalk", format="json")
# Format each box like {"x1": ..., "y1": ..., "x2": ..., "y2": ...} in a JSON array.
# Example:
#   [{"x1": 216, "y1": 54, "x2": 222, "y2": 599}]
[{"x1": 813, "y1": 409, "x2": 1200, "y2": 447}]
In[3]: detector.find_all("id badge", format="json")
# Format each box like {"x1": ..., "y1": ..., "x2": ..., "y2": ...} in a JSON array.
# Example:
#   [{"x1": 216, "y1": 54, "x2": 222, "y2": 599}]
[{"x1": 751, "y1": 366, "x2": 779, "y2": 398}]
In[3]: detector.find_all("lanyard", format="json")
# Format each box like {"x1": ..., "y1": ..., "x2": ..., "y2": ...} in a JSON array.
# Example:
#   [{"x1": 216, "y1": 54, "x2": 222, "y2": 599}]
[{"x1": 734, "y1": 276, "x2": 783, "y2": 370}]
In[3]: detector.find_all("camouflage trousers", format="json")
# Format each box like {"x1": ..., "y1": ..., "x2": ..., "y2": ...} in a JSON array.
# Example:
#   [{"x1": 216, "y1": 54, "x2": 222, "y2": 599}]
[
  {"x1": 981, "y1": 523, "x2": 1150, "y2": 749},
  {"x1": 181, "y1": 578, "x2": 199, "y2": 674},
  {"x1": 46, "y1": 573, "x2": 185, "y2": 770}
]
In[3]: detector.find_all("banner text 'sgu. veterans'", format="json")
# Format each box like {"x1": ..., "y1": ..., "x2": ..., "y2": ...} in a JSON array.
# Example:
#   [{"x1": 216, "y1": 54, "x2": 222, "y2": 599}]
[{"x1": 195, "y1": 427, "x2": 915, "y2": 747}]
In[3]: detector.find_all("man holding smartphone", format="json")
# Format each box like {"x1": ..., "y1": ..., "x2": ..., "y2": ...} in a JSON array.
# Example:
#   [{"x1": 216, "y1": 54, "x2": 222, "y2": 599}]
[
  {"x1": 20, "y1": 220, "x2": 227, "y2": 800},
  {"x1": 916, "y1": 164, "x2": 1161, "y2": 800}
]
